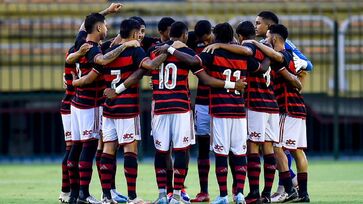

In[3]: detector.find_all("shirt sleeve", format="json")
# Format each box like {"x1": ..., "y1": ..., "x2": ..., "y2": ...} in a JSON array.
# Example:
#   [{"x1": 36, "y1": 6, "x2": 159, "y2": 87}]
[
  {"x1": 74, "y1": 31, "x2": 87, "y2": 49},
  {"x1": 198, "y1": 52, "x2": 213, "y2": 68},
  {"x1": 285, "y1": 39, "x2": 313, "y2": 71},
  {"x1": 133, "y1": 48, "x2": 148, "y2": 68},
  {"x1": 247, "y1": 57, "x2": 261, "y2": 72},
  {"x1": 87, "y1": 46, "x2": 103, "y2": 73}
]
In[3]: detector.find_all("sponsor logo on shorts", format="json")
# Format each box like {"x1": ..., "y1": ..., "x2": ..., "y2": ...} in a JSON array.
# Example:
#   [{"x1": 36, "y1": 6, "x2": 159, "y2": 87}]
[
  {"x1": 183, "y1": 137, "x2": 189, "y2": 143},
  {"x1": 214, "y1": 144, "x2": 224, "y2": 152},
  {"x1": 65, "y1": 131, "x2": 71, "y2": 137},
  {"x1": 249, "y1": 131, "x2": 261, "y2": 138},
  {"x1": 123, "y1": 133, "x2": 134, "y2": 140},
  {"x1": 83, "y1": 130, "x2": 93, "y2": 136},
  {"x1": 155, "y1": 140, "x2": 161, "y2": 147},
  {"x1": 285, "y1": 139, "x2": 296, "y2": 146}
]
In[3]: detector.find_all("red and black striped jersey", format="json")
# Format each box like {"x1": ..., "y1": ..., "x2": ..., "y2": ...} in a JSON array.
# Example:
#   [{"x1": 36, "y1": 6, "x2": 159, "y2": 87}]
[
  {"x1": 149, "y1": 41, "x2": 204, "y2": 115},
  {"x1": 141, "y1": 36, "x2": 161, "y2": 52},
  {"x1": 193, "y1": 42, "x2": 210, "y2": 105},
  {"x1": 271, "y1": 50, "x2": 306, "y2": 118},
  {"x1": 71, "y1": 41, "x2": 106, "y2": 109},
  {"x1": 199, "y1": 49, "x2": 261, "y2": 118},
  {"x1": 94, "y1": 45, "x2": 148, "y2": 119},
  {"x1": 243, "y1": 43, "x2": 279, "y2": 113},
  {"x1": 60, "y1": 46, "x2": 76, "y2": 114}
]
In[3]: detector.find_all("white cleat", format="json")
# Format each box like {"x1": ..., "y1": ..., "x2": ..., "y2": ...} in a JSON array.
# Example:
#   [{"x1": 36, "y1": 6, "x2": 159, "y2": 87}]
[
  {"x1": 111, "y1": 189, "x2": 128, "y2": 203},
  {"x1": 101, "y1": 197, "x2": 117, "y2": 204},
  {"x1": 59, "y1": 192, "x2": 70, "y2": 203},
  {"x1": 77, "y1": 195, "x2": 102, "y2": 204},
  {"x1": 127, "y1": 197, "x2": 145, "y2": 204},
  {"x1": 211, "y1": 195, "x2": 229, "y2": 204},
  {"x1": 234, "y1": 193, "x2": 246, "y2": 204},
  {"x1": 271, "y1": 185, "x2": 286, "y2": 203}
]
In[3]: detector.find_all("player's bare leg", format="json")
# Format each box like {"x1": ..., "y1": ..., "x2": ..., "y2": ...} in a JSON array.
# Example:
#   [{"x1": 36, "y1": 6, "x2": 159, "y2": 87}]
[
  {"x1": 291, "y1": 150, "x2": 310, "y2": 202},
  {"x1": 124, "y1": 141, "x2": 144, "y2": 204}
]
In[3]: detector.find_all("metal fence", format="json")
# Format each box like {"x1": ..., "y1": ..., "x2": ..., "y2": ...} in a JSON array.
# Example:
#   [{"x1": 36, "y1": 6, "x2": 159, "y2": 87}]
[{"x1": 0, "y1": 1, "x2": 362, "y2": 158}]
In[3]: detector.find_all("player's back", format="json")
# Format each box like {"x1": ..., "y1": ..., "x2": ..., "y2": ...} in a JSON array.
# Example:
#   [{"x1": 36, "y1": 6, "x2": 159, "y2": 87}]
[
  {"x1": 271, "y1": 50, "x2": 306, "y2": 118},
  {"x1": 200, "y1": 49, "x2": 260, "y2": 118},
  {"x1": 99, "y1": 45, "x2": 147, "y2": 119},
  {"x1": 150, "y1": 41, "x2": 202, "y2": 115},
  {"x1": 243, "y1": 43, "x2": 279, "y2": 113}
]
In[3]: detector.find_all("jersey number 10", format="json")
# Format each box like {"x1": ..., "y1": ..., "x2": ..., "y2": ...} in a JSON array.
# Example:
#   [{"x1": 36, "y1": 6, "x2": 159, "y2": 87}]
[{"x1": 159, "y1": 63, "x2": 177, "y2": 90}]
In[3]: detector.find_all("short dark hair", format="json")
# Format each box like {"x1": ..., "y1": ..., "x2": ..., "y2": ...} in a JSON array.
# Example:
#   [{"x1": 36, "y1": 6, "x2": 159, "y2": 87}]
[
  {"x1": 213, "y1": 22, "x2": 234, "y2": 43},
  {"x1": 120, "y1": 19, "x2": 141, "y2": 39},
  {"x1": 194, "y1": 20, "x2": 212, "y2": 39},
  {"x1": 169, "y1": 21, "x2": 188, "y2": 38},
  {"x1": 258, "y1": 11, "x2": 279, "y2": 24},
  {"x1": 268, "y1": 24, "x2": 288, "y2": 40},
  {"x1": 129, "y1": 16, "x2": 146, "y2": 26},
  {"x1": 84, "y1": 13, "x2": 106, "y2": 34},
  {"x1": 236, "y1": 21, "x2": 255, "y2": 38},
  {"x1": 158, "y1": 17, "x2": 175, "y2": 32}
]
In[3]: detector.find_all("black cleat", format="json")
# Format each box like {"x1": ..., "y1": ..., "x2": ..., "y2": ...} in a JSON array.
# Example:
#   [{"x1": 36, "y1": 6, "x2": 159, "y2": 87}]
[
  {"x1": 257, "y1": 192, "x2": 271, "y2": 203},
  {"x1": 245, "y1": 191, "x2": 260, "y2": 204},
  {"x1": 293, "y1": 194, "x2": 310, "y2": 203},
  {"x1": 68, "y1": 196, "x2": 78, "y2": 204},
  {"x1": 283, "y1": 188, "x2": 298, "y2": 203}
]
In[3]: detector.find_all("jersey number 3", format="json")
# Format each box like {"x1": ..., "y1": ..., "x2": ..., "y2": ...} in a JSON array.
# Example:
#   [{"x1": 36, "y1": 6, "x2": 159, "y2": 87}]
[{"x1": 159, "y1": 63, "x2": 177, "y2": 90}]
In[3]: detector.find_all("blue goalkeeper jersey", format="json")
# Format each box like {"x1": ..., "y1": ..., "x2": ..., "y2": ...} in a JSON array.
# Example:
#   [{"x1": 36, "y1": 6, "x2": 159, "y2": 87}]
[{"x1": 285, "y1": 39, "x2": 313, "y2": 71}]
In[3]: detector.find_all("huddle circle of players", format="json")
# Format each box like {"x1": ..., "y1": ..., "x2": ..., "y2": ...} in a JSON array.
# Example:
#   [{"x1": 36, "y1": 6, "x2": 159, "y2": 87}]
[{"x1": 59, "y1": 3, "x2": 312, "y2": 204}]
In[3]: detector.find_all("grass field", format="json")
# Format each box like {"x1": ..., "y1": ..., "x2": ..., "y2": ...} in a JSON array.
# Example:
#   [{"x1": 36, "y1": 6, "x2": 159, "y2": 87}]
[{"x1": 0, "y1": 160, "x2": 362, "y2": 203}]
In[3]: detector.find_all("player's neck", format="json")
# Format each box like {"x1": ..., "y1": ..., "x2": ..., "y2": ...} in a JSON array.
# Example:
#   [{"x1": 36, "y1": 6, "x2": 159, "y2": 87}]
[
  {"x1": 86, "y1": 34, "x2": 101, "y2": 43},
  {"x1": 160, "y1": 36, "x2": 169, "y2": 43},
  {"x1": 120, "y1": 38, "x2": 135, "y2": 44},
  {"x1": 170, "y1": 37, "x2": 183, "y2": 42},
  {"x1": 273, "y1": 42, "x2": 285, "y2": 52}
]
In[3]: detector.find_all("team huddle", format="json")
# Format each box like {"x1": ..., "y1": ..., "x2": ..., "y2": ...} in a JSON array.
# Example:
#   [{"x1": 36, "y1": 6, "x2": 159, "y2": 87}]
[{"x1": 59, "y1": 3, "x2": 312, "y2": 204}]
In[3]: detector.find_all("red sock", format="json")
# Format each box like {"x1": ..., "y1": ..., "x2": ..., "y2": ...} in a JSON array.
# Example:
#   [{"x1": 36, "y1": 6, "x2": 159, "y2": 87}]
[
  {"x1": 100, "y1": 153, "x2": 115, "y2": 199},
  {"x1": 215, "y1": 154, "x2": 228, "y2": 197},
  {"x1": 263, "y1": 154, "x2": 276, "y2": 195},
  {"x1": 124, "y1": 152, "x2": 138, "y2": 200},
  {"x1": 247, "y1": 153, "x2": 261, "y2": 193},
  {"x1": 61, "y1": 146, "x2": 71, "y2": 192}
]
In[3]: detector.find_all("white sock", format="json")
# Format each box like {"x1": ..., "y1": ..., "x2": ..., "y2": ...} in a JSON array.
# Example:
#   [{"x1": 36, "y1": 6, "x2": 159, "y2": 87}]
[
  {"x1": 159, "y1": 188, "x2": 166, "y2": 194},
  {"x1": 173, "y1": 190, "x2": 181, "y2": 196}
]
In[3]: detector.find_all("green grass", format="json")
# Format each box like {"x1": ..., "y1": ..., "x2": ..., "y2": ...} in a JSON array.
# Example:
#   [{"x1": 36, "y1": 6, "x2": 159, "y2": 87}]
[{"x1": 0, "y1": 160, "x2": 362, "y2": 203}]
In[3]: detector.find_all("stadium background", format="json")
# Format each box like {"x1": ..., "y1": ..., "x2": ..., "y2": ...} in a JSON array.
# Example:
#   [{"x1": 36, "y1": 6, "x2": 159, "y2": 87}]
[{"x1": 0, "y1": 0, "x2": 362, "y2": 160}]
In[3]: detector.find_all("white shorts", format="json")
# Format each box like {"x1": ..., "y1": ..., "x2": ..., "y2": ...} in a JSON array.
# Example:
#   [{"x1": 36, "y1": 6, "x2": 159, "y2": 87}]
[
  {"x1": 275, "y1": 114, "x2": 307, "y2": 149},
  {"x1": 102, "y1": 116, "x2": 141, "y2": 145},
  {"x1": 211, "y1": 117, "x2": 247, "y2": 156},
  {"x1": 152, "y1": 111, "x2": 195, "y2": 152},
  {"x1": 194, "y1": 104, "x2": 211, "y2": 136},
  {"x1": 71, "y1": 105, "x2": 101, "y2": 141},
  {"x1": 61, "y1": 113, "x2": 72, "y2": 142},
  {"x1": 247, "y1": 109, "x2": 279, "y2": 143}
]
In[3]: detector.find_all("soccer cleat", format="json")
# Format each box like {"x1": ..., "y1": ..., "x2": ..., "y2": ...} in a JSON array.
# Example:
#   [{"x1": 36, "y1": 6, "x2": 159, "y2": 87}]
[
  {"x1": 235, "y1": 193, "x2": 246, "y2": 204},
  {"x1": 69, "y1": 196, "x2": 78, "y2": 204},
  {"x1": 111, "y1": 189, "x2": 128, "y2": 203},
  {"x1": 181, "y1": 189, "x2": 191, "y2": 203},
  {"x1": 127, "y1": 197, "x2": 145, "y2": 204},
  {"x1": 167, "y1": 192, "x2": 173, "y2": 202},
  {"x1": 292, "y1": 194, "x2": 310, "y2": 203},
  {"x1": 169, "y1": 194, "x2": 191, "y2": 204},
  {"x1": 282, "y1": 188, "x2": 298, "y2": 203},
  {"x1": 101, "y1": 197, "x2": 117, "y2": 204},
  {"x1": 59, "y1": 192, "x2": 71, "y2": 203},
  {"x1": 190, "y1": 192, "x2": 210, "y2": 202},
  {"x1": 270, "y1": 188, "x2": 285, "y2": 203},
  {"x1": 258, "y1": 192, "x2": 271, "y2": 203},
  {"x1": 245, "y1": 191, "x2": 260, "y2": 204},
  {"x1": 77, "y1": 195, "x2": 102, "y2": 204},
  {"x1": 153, "y1": 194, "x2": 168, "y2": 204},
  {"x1": 211, "y1": 195, "x2": 229, "y2": 204}
]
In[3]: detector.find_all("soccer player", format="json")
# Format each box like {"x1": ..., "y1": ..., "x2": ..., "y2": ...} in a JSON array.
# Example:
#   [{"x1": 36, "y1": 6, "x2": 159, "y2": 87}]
[
  {"x1": 254, "y1": 11, "x2": 312, "y2": 202},
  {"x1": 247, "y1": 24, "x2": 309, "y2": 202},
  {"x1": 182, "y1": 20, "x2": 215, "y2": 203},
  {"x1": 203, "y1": 21, "x2": 302, "y2": 203},
  {"x1": 67, "y1": 10, "x2": 141, "y2": 203},
  {"x1": 114, "y1": 21, "x2": 247, "y2": 204},
  {"x1": 72, "y1": 18, "x2": 168, "y2": 204},
  {"x1": 59, "y1": 44, "x2": 90, "y2": 203},
  {"x1": 160, "y1": 22, "x2": 270, "y2": 204}
]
